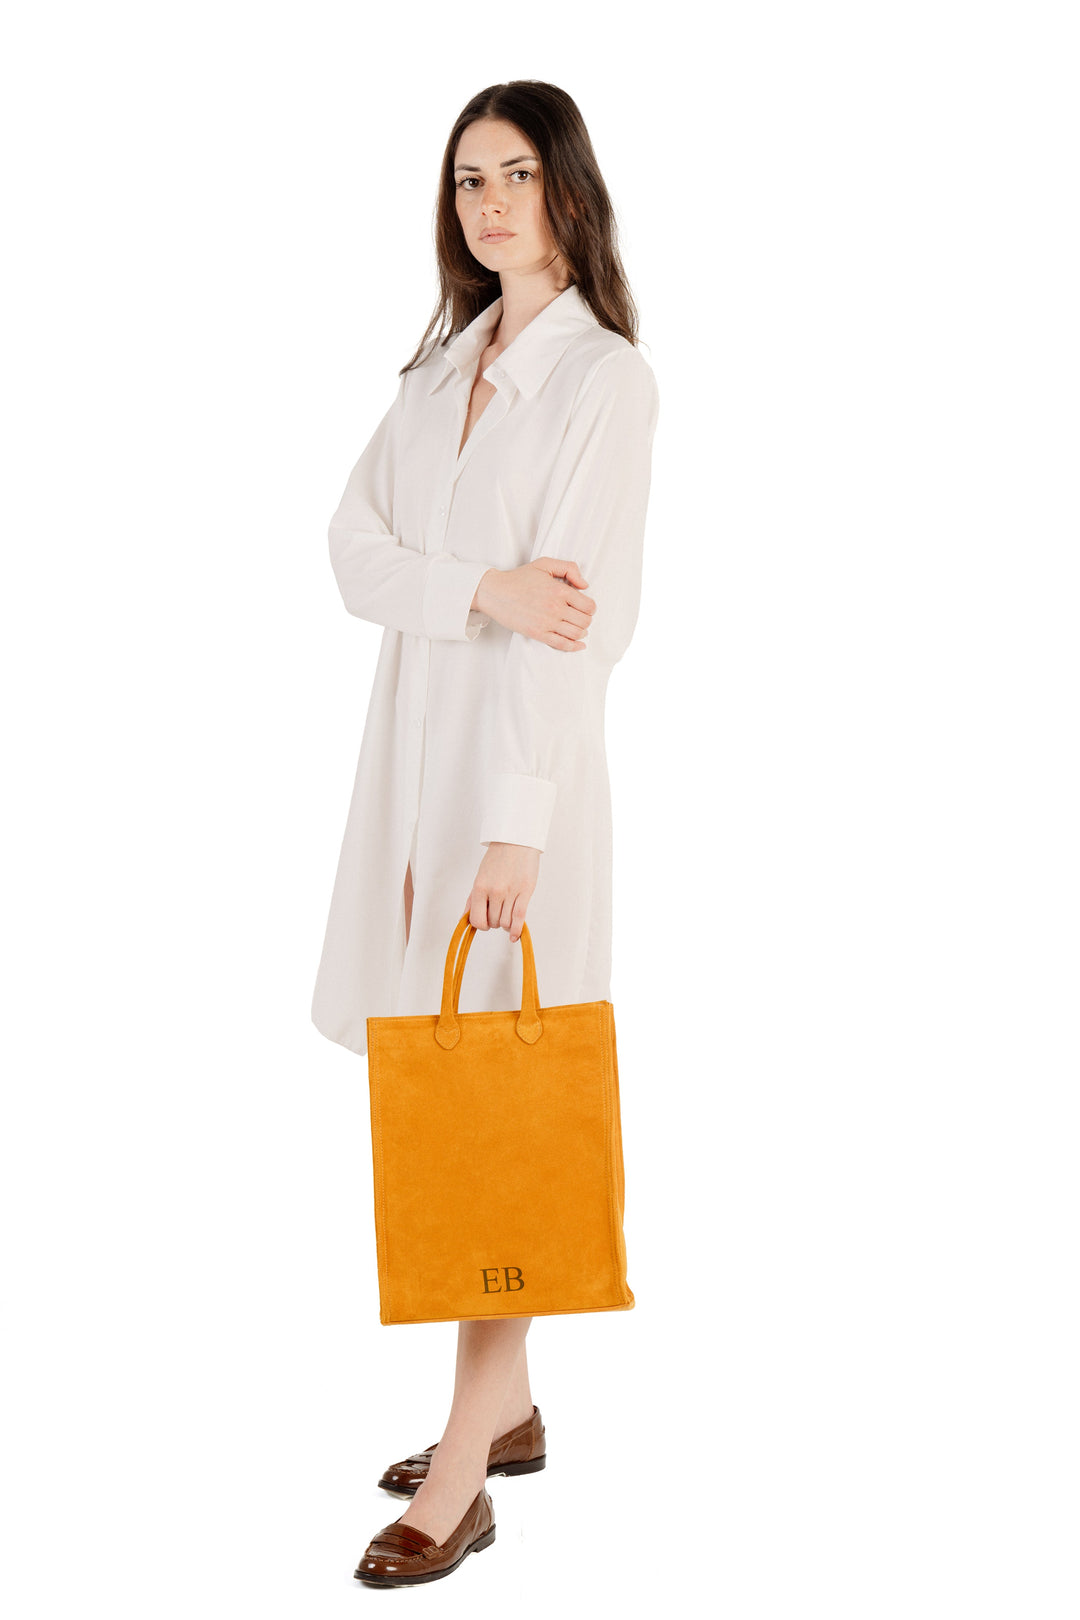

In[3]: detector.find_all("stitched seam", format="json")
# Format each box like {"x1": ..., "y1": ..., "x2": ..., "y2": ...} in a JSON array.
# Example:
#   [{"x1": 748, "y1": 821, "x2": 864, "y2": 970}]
[
  {"x1": 368, "y1": 1030, "x2": 390, "y2": 1320},
  {"x1": 603, "y1": 1001, "x2": 626, "y2": 1299}
]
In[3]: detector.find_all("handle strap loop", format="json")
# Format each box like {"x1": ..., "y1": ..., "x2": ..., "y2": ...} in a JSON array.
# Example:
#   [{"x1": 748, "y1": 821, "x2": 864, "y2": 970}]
[{"x1": 434, "y1": 910, "x2": 543, "y2": 1049}]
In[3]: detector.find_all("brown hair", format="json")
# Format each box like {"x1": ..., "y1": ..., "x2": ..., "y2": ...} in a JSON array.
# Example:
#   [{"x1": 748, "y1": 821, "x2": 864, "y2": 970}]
[{"x1": 399, "y1": 80, "x2": 641, "y2": 376}]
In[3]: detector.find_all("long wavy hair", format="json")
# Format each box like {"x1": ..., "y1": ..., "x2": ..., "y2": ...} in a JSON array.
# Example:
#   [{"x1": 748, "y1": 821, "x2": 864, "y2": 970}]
[{"x1": 399, "y1": 81, "x2": 640, "y2": 376}]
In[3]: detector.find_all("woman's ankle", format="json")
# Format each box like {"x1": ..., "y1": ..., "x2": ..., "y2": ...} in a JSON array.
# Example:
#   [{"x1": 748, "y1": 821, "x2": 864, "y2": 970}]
[
  {"x1": 422, "y1": 1445, "x2": 488, "y2": 1495},
  {"x1": 493, "y1": 1399, "x2": 535, "y2": 1438}
]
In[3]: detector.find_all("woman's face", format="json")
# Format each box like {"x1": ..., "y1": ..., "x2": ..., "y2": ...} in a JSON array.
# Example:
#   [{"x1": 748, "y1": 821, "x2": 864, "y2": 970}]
[{"x1": 453, "y1": 118, "x2": 560, "y2": 276}]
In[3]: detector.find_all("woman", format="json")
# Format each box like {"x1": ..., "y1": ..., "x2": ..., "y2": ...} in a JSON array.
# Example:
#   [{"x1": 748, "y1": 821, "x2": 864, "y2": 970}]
[{"x1": 311, "y1": 80, "x2": 660, "y2": 1587}]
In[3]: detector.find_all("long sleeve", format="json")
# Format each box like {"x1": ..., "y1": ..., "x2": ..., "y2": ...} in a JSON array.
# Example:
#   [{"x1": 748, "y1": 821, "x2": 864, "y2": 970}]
[
  {"x1": 478, "y1": 345, "x2": 660, "y2": 852},
  {"x1": 327, "y1": 374, "x2": 495, "y2": 641}
]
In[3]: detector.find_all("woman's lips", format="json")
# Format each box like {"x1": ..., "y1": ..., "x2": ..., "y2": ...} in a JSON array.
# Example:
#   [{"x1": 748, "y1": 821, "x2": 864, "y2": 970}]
[{"x1": 481, "y1": 231, "x2": 514, "y2": 242}]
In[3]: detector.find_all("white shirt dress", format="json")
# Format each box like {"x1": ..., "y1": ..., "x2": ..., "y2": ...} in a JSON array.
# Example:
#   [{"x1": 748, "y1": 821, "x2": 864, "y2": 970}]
[{"x1": 311, "y1": 282, "x2": 660, "y2": 1057}]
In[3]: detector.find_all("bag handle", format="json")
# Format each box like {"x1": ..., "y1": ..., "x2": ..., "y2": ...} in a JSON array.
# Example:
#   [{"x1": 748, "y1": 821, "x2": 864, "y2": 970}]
[{"x1": 434, "y1": 910, "x2": 543, "y2": 1049}]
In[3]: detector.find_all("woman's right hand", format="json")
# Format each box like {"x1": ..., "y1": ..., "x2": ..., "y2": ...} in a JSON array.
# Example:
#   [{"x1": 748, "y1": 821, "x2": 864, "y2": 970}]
[
  {"x1": 466, "y1": 842, "x2": 541, "y2": 944},
  {"x1": 473, "y1": 561, "x2": 596, "y2": 651}
]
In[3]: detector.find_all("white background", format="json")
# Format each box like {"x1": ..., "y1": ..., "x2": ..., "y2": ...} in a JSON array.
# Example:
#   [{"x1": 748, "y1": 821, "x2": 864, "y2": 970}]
[{"x1": 2, "y1": 3, "x2": 1077, "y2": 1615}]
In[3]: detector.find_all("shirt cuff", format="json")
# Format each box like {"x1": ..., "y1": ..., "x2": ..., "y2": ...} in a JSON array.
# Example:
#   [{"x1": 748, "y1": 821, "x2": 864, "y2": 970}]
[
  {"x1": 479, "y1": 773, "x2": 558, "y2": 852},
  {"x1": 422, "y1": 554, "x2": 493, "y2": 641}
]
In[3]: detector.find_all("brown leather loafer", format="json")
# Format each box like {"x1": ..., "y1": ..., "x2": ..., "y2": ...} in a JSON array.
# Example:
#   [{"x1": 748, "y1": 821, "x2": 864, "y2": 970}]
[
  {"x1": 378, "y1": 1405, "x2": 546, "y2": 1496},
  {"x1": 354, "y1": 1486, "x2": 496, "y2": 1586}
]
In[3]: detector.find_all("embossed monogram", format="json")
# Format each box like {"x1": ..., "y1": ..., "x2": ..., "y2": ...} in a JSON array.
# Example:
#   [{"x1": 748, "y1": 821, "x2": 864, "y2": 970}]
[{"x1": 480, "y1": 1266, "x2": 525, "y2": 1294}]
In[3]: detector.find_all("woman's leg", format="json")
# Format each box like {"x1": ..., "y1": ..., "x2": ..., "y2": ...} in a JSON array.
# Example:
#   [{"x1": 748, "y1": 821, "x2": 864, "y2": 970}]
[
  {"x1": 493, "y1": 1336, "x2": 536, "y2": 1434},
  {"x1": 398, "y1": 1317, "x2": 534, "y2": 1544}
]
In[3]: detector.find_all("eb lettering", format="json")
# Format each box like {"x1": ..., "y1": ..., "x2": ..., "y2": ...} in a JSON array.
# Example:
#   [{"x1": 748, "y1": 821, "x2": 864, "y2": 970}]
[{"x1": 481, "y1": 1266, "x2": 525, "y2": 1294}]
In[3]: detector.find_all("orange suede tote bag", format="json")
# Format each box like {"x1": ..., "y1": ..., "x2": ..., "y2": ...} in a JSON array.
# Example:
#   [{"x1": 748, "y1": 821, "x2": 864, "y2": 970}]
[{"x1": 365, "y1": 909, "x2": 634, "y2": 1326}]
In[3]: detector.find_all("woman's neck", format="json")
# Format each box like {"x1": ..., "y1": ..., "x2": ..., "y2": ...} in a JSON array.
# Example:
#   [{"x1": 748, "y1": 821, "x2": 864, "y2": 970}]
[{"x1": 490, "y1": 273, "x2": 573, "y2": 355}]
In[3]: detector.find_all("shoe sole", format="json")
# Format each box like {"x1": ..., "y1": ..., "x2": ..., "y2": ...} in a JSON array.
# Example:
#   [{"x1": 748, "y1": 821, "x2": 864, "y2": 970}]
[
  {"x1": 378, "y1": 1455, "x2": 546, "y2": 1497},
  {"x1": 354, "y1": 1525, "x2": 496, "y2": 1585}
]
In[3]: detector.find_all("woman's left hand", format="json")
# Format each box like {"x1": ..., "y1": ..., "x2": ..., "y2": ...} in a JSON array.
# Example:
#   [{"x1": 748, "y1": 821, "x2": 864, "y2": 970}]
[{"x1": 466, "y1": 843, "x2": 540, "y2": 942}]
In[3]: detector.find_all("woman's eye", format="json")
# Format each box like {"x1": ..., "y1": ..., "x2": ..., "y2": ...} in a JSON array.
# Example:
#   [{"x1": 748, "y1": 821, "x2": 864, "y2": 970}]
[{"x1": 456, "y1": 170, "x2": 535, "y2": 189}]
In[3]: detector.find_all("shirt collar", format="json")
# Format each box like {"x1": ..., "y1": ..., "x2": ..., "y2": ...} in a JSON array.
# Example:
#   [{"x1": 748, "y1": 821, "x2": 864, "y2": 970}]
[{"x1": 426, "y1": 282, "x2": 599, "y2": 400}]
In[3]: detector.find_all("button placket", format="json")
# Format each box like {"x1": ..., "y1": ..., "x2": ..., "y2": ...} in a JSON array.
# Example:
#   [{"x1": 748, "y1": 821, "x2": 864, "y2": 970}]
[{"x1": 452, "y1": 381, "x2": 511, "y2": 484}]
